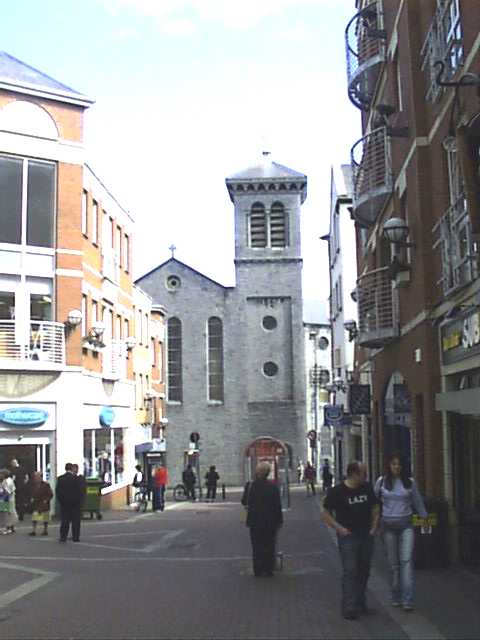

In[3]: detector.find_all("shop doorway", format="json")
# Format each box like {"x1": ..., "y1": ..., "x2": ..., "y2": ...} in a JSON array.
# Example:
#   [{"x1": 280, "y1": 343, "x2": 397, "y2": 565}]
[
  {"x1": 383, "y1": 372, "x2": 412, "y2": 474},
  {"x1": 0, "y1": 444, "x2": 51, "y2": 480}
]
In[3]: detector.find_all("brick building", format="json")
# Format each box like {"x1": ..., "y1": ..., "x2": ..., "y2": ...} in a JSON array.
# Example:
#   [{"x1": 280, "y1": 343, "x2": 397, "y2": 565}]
[
  {"x1": 344, "y1": 0, "x2": 480, "y2": 563},
  {"x1": 0, "y1": 52, "x2": 164, "y2": 508}
]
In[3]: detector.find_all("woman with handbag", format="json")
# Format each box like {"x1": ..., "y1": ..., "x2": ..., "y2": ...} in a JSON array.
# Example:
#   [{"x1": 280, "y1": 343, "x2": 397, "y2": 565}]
[{"x1": 374, "y1": 452, "x2": 427, "y2": 612}]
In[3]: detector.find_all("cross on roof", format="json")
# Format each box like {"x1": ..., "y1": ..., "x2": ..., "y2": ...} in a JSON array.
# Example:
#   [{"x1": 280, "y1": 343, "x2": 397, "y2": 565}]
[{"x1": 169, "y1": 244, "x2": 176, "y2": 258}]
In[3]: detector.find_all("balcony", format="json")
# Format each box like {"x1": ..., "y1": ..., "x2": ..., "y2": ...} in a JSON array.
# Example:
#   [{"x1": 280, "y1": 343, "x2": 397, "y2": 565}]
[
  {"x1": 351, "y1": 127, "x2": 393, "y2": 226},
  {"x1": 421, "y1": 0, "x2": 464, "y2": 103},
  {"x1": 345, "y1": 1, "x2": 386, "y2": 110},
  {"x1": 357, "y1": 267, "x2": 399, "y2": 348},
  {"x1": 433, "y1": 194, "x2": 479, "y2": 296},
  {"x1": 102, "y1": 339, "x2": 127, "y2": 381},
  {"x1": 0, "y1": 320, "x2": 65, "y2": 368}
]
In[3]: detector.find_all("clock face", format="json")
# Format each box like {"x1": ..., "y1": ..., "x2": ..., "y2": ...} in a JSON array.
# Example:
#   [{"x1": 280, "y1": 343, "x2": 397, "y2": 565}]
[{"x1": 318, "y1": 337, "x2": 329, "y2": 350}]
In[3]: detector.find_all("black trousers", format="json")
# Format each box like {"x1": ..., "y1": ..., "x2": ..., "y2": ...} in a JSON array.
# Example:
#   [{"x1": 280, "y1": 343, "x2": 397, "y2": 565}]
[
  {"x1": 60, "y1": 505, "x2": 81, "y2": 541},
  {"x1": 250, "y1": 528, "x2": 277, "y2": 576},
  {"x1": 185, "y1": 483, "x2": 196, "y2": 500},
  {"x1": 206, "y1": 485, "x2": 217, "y2": 500}
]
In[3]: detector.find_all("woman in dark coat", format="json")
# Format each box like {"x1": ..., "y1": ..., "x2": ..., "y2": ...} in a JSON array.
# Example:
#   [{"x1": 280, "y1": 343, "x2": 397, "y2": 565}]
[{"x1": 244, "y1": 462, "x2": 283, "y2": 578}]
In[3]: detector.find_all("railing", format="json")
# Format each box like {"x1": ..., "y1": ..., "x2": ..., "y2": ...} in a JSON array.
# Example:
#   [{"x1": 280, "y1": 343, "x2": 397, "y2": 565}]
[
  {"x1": 421, "y1": 0, "x2": 463, "y2": 102},
  {"x1": 0, "y1": 320, "x2": 65, "y2": 366},
  {"x1": 102, "y1": 339, "x2": 127, "y2": 380},
  {"x1": 351, "y1": 127, "x2": 393, "y2": 226},
  {"x1": 356, "y1": 267, "x2": 398, "y2": 348},
  {"x1": 345, "y1": 1, "x2": 386, "y2": 110},
  {"x1": 432, "y1": 194, "x2": 478, "y2": 296}
]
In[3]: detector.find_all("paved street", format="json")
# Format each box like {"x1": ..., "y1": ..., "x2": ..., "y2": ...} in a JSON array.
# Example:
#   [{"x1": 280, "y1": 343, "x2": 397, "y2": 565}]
[{"x1": 0, "y1": 487, "x2": 478, "y2": 639}]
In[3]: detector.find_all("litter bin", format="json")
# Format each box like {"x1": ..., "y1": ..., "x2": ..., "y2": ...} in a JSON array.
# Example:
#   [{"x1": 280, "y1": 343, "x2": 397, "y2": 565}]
[
  {"x1": 413, "y1": 497, "x2": 449, "y2": 569},
  {"x1": 82, "y1": 479, "x2": 104, "y2": 520}
]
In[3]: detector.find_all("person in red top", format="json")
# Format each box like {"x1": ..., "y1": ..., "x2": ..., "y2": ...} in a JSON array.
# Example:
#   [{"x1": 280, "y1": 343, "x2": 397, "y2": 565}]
[{"x1": 153, "y1": 465, "x2": 168, "y2": 512}]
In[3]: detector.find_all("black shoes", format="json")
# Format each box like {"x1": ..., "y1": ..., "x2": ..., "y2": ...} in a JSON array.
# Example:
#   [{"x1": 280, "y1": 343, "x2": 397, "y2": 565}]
[{"x1": 343, "y1": 611, "x2": 357, "y2": 620}]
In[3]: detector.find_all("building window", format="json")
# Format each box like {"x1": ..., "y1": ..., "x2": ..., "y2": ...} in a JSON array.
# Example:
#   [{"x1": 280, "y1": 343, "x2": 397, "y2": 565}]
[
  {"x1": 92, "y1": 200, "x2": 98, "y2": 244},
  {"x1": 83, "y1": 428, "x2": 124, "y2": 484},
  {"x1": 421, "y1": 0, "x2": 463, "y2": 102},
  {"x1": 0, "y1": 155, "x2": 55, "y2": 248},
  {"x1": 263, "y1": 361, "x2": 278, "y2": 377},
  {"x1": 167, "y1": 317, "x2": 182, "y2": 402},
  {"x1": 249, "y1": 202, "x2": 267, "y2": 247},
  {"x1": 116, "y1": 226, "x2": 122, "y2": 267},
  {"x1": 270, "y1": 202, "x2": 287, "y2": 247},
  {"x1": 124, "y1": 234, "x2": 130, "y2": 272},
  {"x1": 262, "y1": 315, "x2": 277, "y2": 330},
  {"x1": 81, "y1": 295, "x2": 87, "y2": 337},
  {"x1": 81, "y1": 190, "x2": 88, "y2": 236},
  {"x1": 433, "y1": 145, "x2": 478, "y2": 294},
  {"x1": 92, "y1": 300, "x2": 98, "y2": 325},
  {"x1": 207, "y1": 317, "x2": 224, "y2": 402}
]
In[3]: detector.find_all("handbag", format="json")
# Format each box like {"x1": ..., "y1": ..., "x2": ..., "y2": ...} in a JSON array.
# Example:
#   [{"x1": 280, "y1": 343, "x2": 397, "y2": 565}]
[{"x1": 0, "y1": 499, "x2": 10, "y2": 513}]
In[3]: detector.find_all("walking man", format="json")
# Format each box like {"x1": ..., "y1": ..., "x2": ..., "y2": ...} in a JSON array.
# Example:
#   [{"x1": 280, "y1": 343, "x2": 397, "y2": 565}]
[
  {"x1": 321, "y1": 459, "x2": 333, "y2": 493},
  {"x1": 56, "y1": 463, "x2": 84, "y2": 542},
  {"x1": 153, "y1": 464, "x2": 168, "y2": 511},
  {"x1": 182, "y1": 464, "x2": 196, "y2": 501},
  {"x1": 322, "y1": 461, "x2": 379, "y2": 620},
  {"x1": 304, "y1": 461, "x2": 316, "y2": 496}
]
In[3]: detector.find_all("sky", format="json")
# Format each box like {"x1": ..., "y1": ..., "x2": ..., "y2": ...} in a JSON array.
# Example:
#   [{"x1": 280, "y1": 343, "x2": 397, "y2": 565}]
[{"x1": 2, "y1": 0, "x2": 361, "y2": 322}]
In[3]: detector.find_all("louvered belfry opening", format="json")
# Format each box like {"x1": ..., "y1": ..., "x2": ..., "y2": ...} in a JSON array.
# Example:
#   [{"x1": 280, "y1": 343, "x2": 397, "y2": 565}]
[
  {"x1": 250, "y1": 202, "x2": 267, "y2": 247},
  {"x1": 270, "y1": 201, "x2": 287, "y2": 247}
]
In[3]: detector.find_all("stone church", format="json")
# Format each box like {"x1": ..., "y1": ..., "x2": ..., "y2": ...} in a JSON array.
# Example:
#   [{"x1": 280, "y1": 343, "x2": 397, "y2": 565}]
[{"x1": 136, "y1": 153, "x2": 307, "y2": 487}]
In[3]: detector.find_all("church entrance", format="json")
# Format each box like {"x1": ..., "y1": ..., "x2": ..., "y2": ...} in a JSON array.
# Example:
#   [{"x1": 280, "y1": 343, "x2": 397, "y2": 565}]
[{"x1": 244, "y1": 436, "x2": 290, "y2": 508}]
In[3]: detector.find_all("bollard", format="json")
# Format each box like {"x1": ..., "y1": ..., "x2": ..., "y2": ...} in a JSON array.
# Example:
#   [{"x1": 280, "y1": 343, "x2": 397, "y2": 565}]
[{"x1": 222, "y1": 484, "x2": 226, "y2": 500}]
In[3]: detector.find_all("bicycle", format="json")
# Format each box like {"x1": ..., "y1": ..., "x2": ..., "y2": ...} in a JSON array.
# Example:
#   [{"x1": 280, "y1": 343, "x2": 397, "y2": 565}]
[
  {"x1": 173, "y1": 483, "x2": 187, "y2": 501},
  {"x1": 133, "y1": 486, "x2": 148, "y2": 512}
]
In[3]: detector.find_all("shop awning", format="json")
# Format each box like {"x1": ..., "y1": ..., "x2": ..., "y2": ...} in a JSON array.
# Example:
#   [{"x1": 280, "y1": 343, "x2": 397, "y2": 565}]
[{"x1": 435, "y1": 389, "x2": 480, "y2": 415}]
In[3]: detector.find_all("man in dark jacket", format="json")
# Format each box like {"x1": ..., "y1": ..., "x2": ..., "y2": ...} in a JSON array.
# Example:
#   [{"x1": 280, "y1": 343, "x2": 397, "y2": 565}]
[
  {"x1": 182, "y1": 464, "x2": 196, "y2": 501},
  {"x1": 205, "y1": 465, "x2": 220, "y2": 502},
  {"x1": 56, "y1": 463, "x2": 84, "y2": 542},
  {"x1": 245, "y1": 462, "x2": 283, "y2": 578}
]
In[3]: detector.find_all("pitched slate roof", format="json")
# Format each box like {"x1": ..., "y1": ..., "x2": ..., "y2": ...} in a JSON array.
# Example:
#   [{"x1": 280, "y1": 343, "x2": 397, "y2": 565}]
[
  {"x1": 227, "y1": 155, "x2": 306, "y2": 181},
  {"x1": 0, "y1": 51, "x2": 93, "y2": 106}
]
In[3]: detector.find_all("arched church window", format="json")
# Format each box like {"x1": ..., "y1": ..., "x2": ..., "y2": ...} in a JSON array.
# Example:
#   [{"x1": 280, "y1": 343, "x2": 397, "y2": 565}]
[
  {"x1": 167, "y1": 317, "x2": 182, "y2": 402},
  {"x1": 207, "y1": 317, "x2": 224, "y2": 402},
  {"x1": 270, "y1": 202, "x2": 288, "y2": 247},
  {"x1": 249, "y1": 202, "x2": 267, "y2": 248}
]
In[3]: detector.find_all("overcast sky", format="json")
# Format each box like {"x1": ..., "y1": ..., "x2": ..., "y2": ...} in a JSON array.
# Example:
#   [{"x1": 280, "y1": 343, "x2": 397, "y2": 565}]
[{"x1": 2, "y1": 0, "x2": 361, "y2": 322}]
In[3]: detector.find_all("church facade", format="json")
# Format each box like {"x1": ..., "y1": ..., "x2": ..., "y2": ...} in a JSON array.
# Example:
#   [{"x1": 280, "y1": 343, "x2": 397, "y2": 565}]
[{"x1": 135, "y1": 154, "x2": 308, "y2": 486}]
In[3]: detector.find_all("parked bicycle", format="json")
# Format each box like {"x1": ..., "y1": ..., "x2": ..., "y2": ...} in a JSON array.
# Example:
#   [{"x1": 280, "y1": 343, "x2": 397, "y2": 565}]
[{"x1": 133, "y1": 485, "x2": 149, "y2": 512}]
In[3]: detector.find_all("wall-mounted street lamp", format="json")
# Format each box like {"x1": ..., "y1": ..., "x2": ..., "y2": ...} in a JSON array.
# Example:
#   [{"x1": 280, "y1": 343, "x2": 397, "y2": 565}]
[
  {"x1": 125, "y1": 336, "x2": 137, "y2": 351},
  {"x1": 344, "y1": 319, "x2": 358, "y2": 342},
  {"x1": 383, "y1": 217, "x2": 415, "y2": 281},
  {"x1": 64, "y1": 309, "x2": 82, "y2": 336},
  {"x1": 82, "y1": 320, "x2": 106, "y2": 349}
]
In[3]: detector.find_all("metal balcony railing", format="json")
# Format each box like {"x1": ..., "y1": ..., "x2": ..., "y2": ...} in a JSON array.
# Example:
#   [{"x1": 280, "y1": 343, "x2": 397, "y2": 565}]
[
  {"x1": 432, "y1": 194, "x2": 479, "y2": 296},
  {"x1": 351, "y1": 126, "x2": 393, "y2": 226},
  {"x1": 356, "y1": 267, "x2": 399, "y2": 348},
  {"x1": 345, "y1": 0, "x2": 386, "y2": 110},
  {"x1": 0, "y1": 320, "x2": 65, "y2": 367},
  {"x1": 102, "y1": 339, "x2": 127, "y2": 380},
  {"x1": 421, "y1": 0, "x2": 464, "y2": 103}
]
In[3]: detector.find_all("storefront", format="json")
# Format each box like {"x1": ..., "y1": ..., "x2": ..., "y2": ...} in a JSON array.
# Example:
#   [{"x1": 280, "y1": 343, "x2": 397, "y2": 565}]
[
  {"x1": 436, "y1": 305, "x2": 480, "y2": 565},
  {"x1": 0, "y1": 404, "x2": 55, "y2": 482}
]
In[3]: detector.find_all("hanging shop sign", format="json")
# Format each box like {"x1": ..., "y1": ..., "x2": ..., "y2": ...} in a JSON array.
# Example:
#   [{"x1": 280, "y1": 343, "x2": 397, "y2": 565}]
[
  {"x1": 441, "y1": 307, "x2": 480, "y2": 365},
  {"x1": 99, "y1": 406, "x2": 115, "y2": 427},
  {"x1": 348, "y1": 384, "x2": 371, "y2": 415},
  {"x1": 324, "y1": 404, "x2": 344, "y2": 426},
  {"x1": 0, "y1": 407, "x2": 48, "y2": 427}
]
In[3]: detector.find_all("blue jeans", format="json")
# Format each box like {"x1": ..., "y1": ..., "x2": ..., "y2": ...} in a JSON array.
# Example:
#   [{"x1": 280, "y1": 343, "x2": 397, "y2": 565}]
[
  {"x1": 383, "y1": 525, "x2": 415, "y2": 606},
  {"x1": 337, "y1": 533, "x2": 374, "y2": 614}
]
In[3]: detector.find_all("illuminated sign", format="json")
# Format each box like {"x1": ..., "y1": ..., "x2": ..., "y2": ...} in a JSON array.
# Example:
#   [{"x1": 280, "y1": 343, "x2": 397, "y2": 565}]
[
  {"x1": 441, "y1": 308, "x2": 480, "y2": 365},
  {"x1": 99, "y1": 406, "x2": 115, "y2": 427}
]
